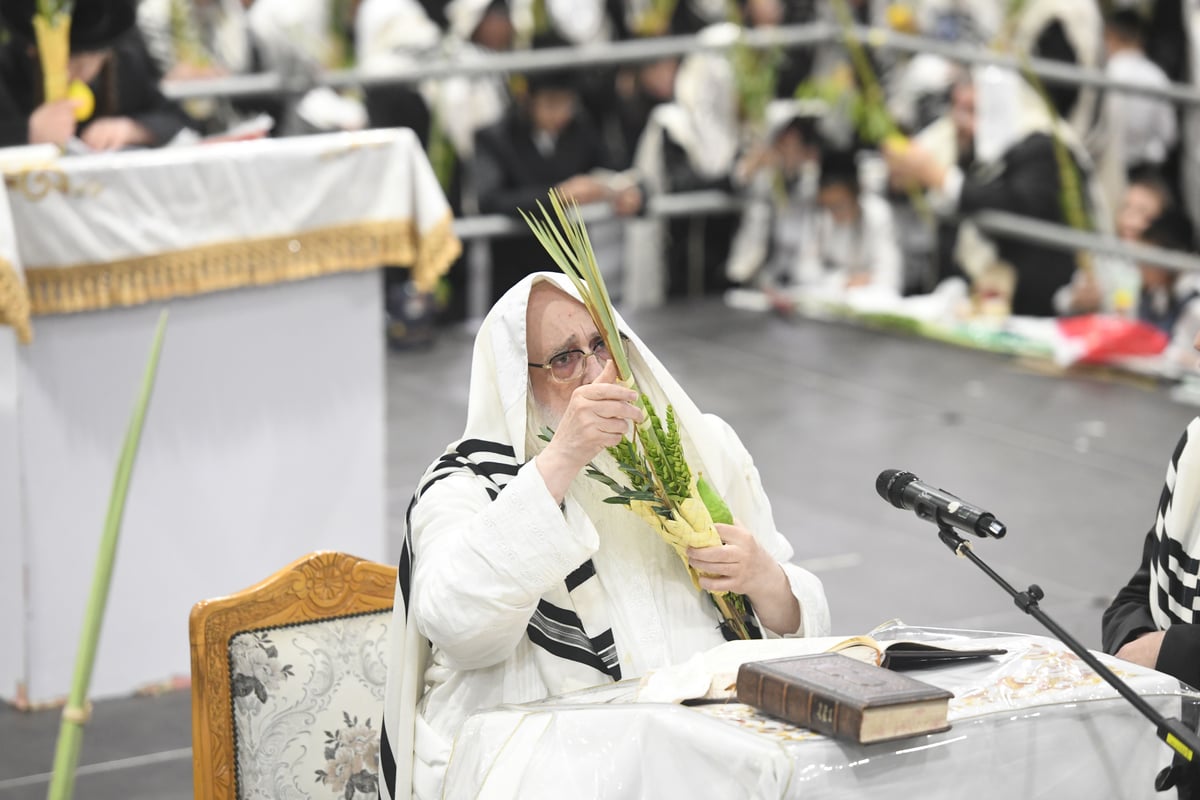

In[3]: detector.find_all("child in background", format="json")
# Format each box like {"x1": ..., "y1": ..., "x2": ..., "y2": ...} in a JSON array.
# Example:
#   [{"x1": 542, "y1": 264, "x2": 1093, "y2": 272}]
[
  {"x1": 1135, "y1": 208, "x2": 1200, "y2": 370},
  {"x1": 726, "y1": 99, "x2": 824, "y2": 296},
  {"x1": 1058, "y1": 166, "x2": 1174, "y2": 316},
  {"x1": 793, "y1": 150, "x2": 903, "y2": 296}
]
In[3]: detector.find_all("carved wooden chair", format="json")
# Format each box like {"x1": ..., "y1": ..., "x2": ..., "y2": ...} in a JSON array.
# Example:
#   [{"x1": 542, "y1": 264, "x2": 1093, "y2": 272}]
[{"x1": 190, "y1": 551, "x2": 397, "y2": 800}]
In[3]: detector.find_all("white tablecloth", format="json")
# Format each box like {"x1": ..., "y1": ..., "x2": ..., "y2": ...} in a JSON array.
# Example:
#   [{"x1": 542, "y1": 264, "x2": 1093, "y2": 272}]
[
  {"x1": 2, "y1": 127, "x2": 458, "y2": 322},
  {"x1": 445, "y1": 625, "x2": 1200, "y2": 799},
  {"x1": 0, "y1": 130, "x2": 459, "y2": 705}
]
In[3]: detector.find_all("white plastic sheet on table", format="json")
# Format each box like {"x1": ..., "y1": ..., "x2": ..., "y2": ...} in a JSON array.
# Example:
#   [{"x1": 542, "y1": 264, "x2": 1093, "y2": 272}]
[{"x1": 444, "y1": 624, "x2": 1200, "y2": 799}]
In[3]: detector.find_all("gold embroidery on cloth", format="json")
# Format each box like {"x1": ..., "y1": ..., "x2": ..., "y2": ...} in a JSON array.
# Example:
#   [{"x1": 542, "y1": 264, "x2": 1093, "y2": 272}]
[
  {"x1": 24, "y1": 214, "x2": 462, "y2": 316},
  {"x1": 4, "y1": 166, "x2": 103, "y2": 202},
  {"x1": 0, "y1": 257, "x2": 33, "y2": 343},
  {"x1": 318, "y1": 139, "x2": 393, "y2": 162}
]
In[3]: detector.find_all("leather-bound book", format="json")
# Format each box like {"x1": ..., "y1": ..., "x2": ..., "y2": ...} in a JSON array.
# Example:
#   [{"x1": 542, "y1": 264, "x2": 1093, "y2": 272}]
[{"x1": 735, "y1": 653, "x2": 953, "y2": 744}]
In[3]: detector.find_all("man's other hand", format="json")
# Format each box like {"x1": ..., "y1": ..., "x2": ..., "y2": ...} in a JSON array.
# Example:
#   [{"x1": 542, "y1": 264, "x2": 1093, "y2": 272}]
[
  {"x1": 1115, "y1": 630, "x2": 1165, "y2": 670},
  {"x1": 688, "y1": 523, "x2": 781, "y2": 597},
  {"x1": 28, "y1": 99, "x2": 79, "y2": 146},
  {"x1": 80, "y1": 117, "x2": 154, "y2": 151},
  {"x1": 555, "y1": 174, "x2": 609, "y2": 205},
  {"x1": 883, "y1": 138, "x2": 945, "y2": 191},
  {"x1": 689, "y1": 522, "x2": 802, "y2": 635}
]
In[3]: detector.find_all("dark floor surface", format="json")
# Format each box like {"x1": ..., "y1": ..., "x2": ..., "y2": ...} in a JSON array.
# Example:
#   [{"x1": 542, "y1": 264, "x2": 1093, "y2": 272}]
[{"x1": 3, "y1": 300, "x2": 1194, "y2": 798}]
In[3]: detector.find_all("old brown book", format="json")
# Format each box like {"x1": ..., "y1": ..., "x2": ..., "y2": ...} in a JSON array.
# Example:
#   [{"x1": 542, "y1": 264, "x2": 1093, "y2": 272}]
[{"x1": 735, "y1": 653, "x2": 954, "y2": 744}]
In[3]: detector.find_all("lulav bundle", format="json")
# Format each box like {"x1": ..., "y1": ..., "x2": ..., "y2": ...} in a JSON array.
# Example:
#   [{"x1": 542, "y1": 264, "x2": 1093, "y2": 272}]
[
  {"x1": 33, "y1": 0, "x2": 73, "y2": 104},
  {"x1": 33, "y1": 1, "x2": 95, "y2": 122},
  {"x1": 521, "y1": 190, "x2": 754, "y2": 639}
]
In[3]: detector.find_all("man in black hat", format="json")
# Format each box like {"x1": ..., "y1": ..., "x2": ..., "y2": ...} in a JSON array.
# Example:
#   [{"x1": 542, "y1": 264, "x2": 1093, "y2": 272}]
[
  {"x1": 0, "y1": 0, "x2": 194, "y2": 149},
  {"x1": 474, "y1": 43, "x2": 642, "y2": 306}
]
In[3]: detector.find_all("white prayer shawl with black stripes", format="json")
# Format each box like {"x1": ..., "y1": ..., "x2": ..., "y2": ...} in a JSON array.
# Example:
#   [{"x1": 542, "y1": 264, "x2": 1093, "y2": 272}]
[
  {"x1": 378, "y1": 273, "x2": 830, "y2": 800},
  {"x1": 1151, "y1": 417, "x2": 1200, "y2": 630}
]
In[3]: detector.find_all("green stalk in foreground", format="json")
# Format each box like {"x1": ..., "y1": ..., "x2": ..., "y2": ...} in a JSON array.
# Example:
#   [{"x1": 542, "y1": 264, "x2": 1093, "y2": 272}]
[
  {"x1": 521, "y1": 191, "x2": 754, "y2": 639},
  {"x1": 46, "y1": 310, "x2": 168, "y2": 800}
]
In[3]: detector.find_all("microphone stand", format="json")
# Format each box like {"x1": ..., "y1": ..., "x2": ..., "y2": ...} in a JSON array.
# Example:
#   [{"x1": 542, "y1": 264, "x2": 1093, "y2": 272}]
[{"x1": 934, "y1": 523, "x2": 1200, "y2": 794}]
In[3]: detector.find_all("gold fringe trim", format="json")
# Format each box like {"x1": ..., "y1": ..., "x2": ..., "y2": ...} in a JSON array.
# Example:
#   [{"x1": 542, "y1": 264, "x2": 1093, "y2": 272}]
[
  {"x1": 0, "y1": 257, "x2": 33, "y2": 344},
  {"x1": 24, "y1": 213, "x2": 462, "y2": 317},
  {"x1": 411, "y1": 211, "x2": 462, "y2": 293}
]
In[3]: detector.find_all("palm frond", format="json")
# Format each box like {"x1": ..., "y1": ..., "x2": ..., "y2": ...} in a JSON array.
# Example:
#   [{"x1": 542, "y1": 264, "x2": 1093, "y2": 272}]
[{"x1": 519, "y1": 190, "x2": 633, "y2": 380}]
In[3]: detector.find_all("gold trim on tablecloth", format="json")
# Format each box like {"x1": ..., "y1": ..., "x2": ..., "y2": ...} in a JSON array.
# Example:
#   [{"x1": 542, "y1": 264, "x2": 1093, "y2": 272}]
[
  {"x1": 24, "y1": 213, "x2": 462, "y2": 316},
  {"x1": 411, "y1": 211, "x2": 463, "y2": 293},
  {"x1": 0, "y1": 256, "x2": 33, "y2": 343}
]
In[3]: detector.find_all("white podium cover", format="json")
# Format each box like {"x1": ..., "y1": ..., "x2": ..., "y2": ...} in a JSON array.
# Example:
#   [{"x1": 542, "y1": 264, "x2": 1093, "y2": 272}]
[
  {"x1": 444, "y1": 625, "x2": 1200, "y2": 799},
  {"x1": 0, "y1": 130, "x2": 460, "y2": 706},
  {"x1": 3, "y1": 127, "x2": 458, "y2": 320}
]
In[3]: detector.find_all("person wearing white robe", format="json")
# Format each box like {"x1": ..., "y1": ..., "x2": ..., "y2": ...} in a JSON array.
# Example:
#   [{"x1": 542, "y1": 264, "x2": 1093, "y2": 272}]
[{"x1": 378, "y1": 272, "x2": 831, "y2": 800}]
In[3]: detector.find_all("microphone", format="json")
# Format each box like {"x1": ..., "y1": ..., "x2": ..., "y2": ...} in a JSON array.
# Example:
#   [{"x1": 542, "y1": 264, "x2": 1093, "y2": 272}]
[{"x1": 876, "y1": 469, "x2": 1007, "y2": 539}]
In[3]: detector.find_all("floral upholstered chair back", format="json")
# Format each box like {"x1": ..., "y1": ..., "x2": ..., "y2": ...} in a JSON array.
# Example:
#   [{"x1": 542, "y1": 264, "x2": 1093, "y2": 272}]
[{"x1": 190, "y1": 551, "x2": 397, "y2": 800}]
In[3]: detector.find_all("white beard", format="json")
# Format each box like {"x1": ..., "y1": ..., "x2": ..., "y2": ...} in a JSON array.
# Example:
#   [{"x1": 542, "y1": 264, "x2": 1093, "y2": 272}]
[
  {"x1": 524, "y1": 391, "x2": 626, "y2": 491},
  {"x1": 524, "y1": 392, "x2": 561, "y2": 461}
]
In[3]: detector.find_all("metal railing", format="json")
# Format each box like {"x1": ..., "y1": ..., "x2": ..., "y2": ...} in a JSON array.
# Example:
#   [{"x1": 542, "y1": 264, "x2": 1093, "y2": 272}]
[
  {"x1": 972, "y1": 211, "x2": 1200, "y2": 274},
  {"x1": 161, "y1": 21, "x2": 1200, "y2": 107},
  {"x1": 452, "y1": 190, "x2": 743, "y2": 240},
  {"x1": 454, "y1": 191, "x2": 1200, "y2": 273},
  {"x1": 454, "y1": 190, "x2": 746, "y2": 317},
  {"x1": 450, "y1": 190, "x2": 1200, "y2": 319}
]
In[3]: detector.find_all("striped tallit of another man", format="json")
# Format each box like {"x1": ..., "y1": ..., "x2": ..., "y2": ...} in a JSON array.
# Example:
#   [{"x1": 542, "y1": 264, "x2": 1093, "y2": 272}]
[
  {"x1": 378, "y1": 272, "x2": 831, "y2": 800},
  {"x1": 1103, "y1": 415, "x2": 1200, "y2": 691}
]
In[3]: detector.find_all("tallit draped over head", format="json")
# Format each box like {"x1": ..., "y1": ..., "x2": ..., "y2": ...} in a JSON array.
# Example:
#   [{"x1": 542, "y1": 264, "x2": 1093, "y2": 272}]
[
  {"x1": 379, "y1": 272, "x2": 829, "y2": 800},
  {"x1": 467, "y1": 272, "x2": 743, "y2": 474}
]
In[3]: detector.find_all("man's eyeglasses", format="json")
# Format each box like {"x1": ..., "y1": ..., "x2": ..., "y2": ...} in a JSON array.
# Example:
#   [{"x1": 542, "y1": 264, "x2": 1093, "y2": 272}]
[{"x1": 528, "y1": 337, "x2": 612, "y2": 383}]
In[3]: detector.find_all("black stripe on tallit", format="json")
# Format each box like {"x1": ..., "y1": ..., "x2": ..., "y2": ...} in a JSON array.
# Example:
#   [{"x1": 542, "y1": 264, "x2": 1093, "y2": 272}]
[
  {"x1": 397, "y1": 528, "x2": 414, "y2": 612},
  {"x1": 588, "y1": 627, "x2": 622, "y2": 680},
  {"x1": 1157, "y1": 428, "x2": 1189, "y2": 523},
  {"x1": 527, "y1": 600, "x2": 618, "y2": 681},
  {"x1": 403, "y1": 440, "x2": 521, "y2": 617},
  {"x1": 532, "y1": 598, "x2": 593, "y2": 634},
  {"x1": 1155, "y1": 536, "x2": 1200, "y2": 623},
  {"x1": 378, "y1": 719, "x2": 396, "y2": 799},
  {"x1": 1160, "y1": 535, "x2": 1200, "y2": 582},
  {"x1": 428, "y1": 455, "x2": 518, "y2": 485},
  {"x1": 1154, "y1": 428, "x2": 1200, "y2": 620},
  {"x1": 564, "y1": 560, "x2": 597, "y2": 592},
  {"x1": 1156, "y1": 582, "x2": 1189, "y2": 626},
  {"x1": 456, "y1": 439, "x2": 517, "y2": 458},
  {"x1": 432, "y1": 450, "x2": 520, "y2": 476},
  {"x1": 414, "y1": 458, "x2": 510, "y2": 506},
  {"x1": 525, "y1": 626, "x2": 612, "y2": 679}
]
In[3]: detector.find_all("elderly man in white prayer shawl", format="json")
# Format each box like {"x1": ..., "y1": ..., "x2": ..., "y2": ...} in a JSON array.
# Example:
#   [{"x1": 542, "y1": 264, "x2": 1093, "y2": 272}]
[{"x1": 377, "y1": 272, "x2": 831, "y2": 799}]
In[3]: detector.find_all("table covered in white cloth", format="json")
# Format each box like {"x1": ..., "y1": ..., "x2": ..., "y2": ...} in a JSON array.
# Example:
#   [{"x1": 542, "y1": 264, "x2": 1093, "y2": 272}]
[
  {"x1": 444, "y1": 625, "x2": 1200, "y2": 799},
  {"x1": 0, "y1": 129, "x2": 459, "y2": 706}
]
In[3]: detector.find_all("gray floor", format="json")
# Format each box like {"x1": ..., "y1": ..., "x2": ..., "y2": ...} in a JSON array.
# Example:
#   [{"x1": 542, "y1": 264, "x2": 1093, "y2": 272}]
[{"x1": 2, "y1": 299, "x2": 1196, "y2": 798}]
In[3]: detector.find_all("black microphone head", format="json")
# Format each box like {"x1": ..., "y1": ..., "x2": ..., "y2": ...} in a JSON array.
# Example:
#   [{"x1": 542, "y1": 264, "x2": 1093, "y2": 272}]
[
  {"x1": 876, "y1": 469, "x2": 917, "y2": 508},
  {"x1": 875, "y1": 470, "x2": 899, "y2": 501}
]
